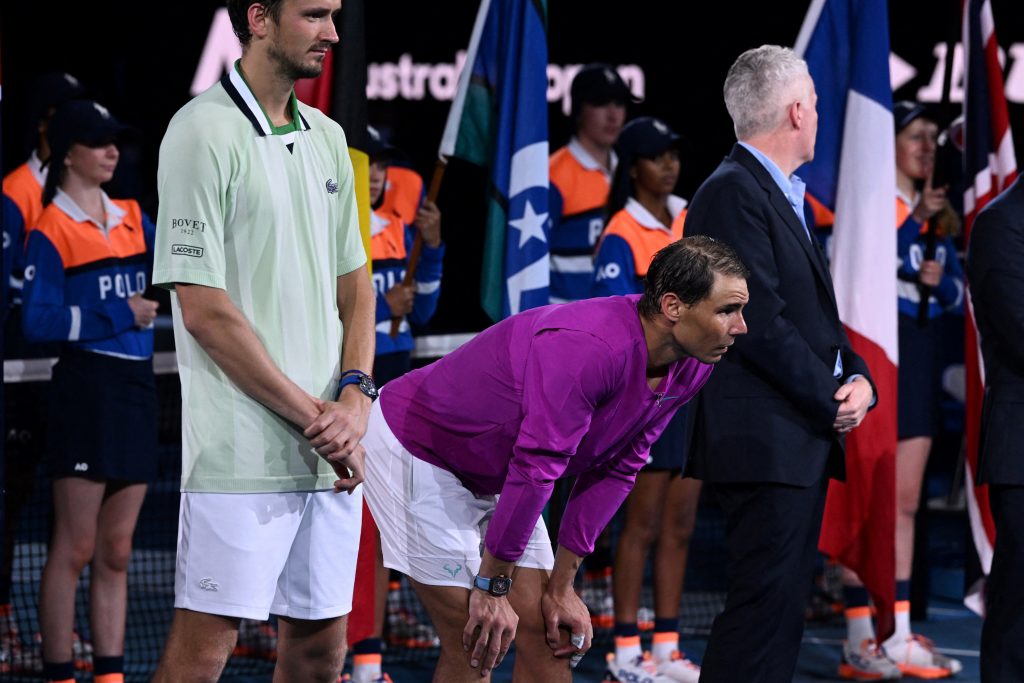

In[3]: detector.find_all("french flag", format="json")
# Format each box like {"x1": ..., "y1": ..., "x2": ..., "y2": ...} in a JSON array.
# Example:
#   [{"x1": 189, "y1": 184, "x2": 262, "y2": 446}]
[
  {"x1": 961, "y1": 0, "x2": 1017, "y2": 614},
  {"x1": 795, "y1": 0, "x2": 898, "y2": 637}
]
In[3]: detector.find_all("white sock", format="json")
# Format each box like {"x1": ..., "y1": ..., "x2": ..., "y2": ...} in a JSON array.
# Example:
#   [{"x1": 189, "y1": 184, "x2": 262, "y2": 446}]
[
  {"x1": 885, "y1": 600, "x2": 912, "y2": 647},
  {"x1": 615, "y1": 635, "x2": 642, "y2": 663},
  {"x1": 652, "y1": 632, "x2": 679, "y2": 663},
  {"x1": 845, "y1": 606, "x2": 875, "y2": 646},
  {"x1": 352, "y1": 653, "x2": 382, "y2": 683}
]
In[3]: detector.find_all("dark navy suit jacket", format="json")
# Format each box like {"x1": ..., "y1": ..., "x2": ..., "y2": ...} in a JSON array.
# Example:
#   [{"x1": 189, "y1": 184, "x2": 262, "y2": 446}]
[
  {"x1": 967, "y1": 175, "x2": 1024, "y2": 486},
  {"x1": 684, "y1": 143, "x2": 873, "y2": 486}
]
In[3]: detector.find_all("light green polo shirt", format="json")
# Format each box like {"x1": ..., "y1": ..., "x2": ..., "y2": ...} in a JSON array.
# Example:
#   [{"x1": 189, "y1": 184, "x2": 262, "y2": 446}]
[{"x1": 153, "y1": 62, "x2": 366, "y2": 492}]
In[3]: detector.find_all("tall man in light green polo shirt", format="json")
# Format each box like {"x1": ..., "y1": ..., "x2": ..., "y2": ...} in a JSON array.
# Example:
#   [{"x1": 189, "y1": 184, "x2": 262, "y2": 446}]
[{"x1": 150, "y1": 1, "x2": 375, "y2": 681}]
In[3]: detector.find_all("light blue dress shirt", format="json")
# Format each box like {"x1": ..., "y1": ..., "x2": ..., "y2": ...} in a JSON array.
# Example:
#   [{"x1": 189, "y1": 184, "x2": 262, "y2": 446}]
[
  {"x1": 738, "y1": 141, "x2": 811, "y2": 240},
  {"x1": 737, "y1": 144, "x2": 872, "y2": 399}
]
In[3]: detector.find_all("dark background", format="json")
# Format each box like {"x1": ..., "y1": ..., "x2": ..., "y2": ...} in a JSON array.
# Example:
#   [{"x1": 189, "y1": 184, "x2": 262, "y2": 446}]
[{"x1": 3, "y1": 0, "x2": 1023, "y2": 333}]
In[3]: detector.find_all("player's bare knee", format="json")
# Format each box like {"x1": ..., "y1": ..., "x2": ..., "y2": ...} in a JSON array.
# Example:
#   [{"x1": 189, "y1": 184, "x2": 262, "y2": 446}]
[
  {"x1": 95, "y1": 536, "x2": 133, "y2": 574},
  {"x1": 507, "y1": 617, "x2": 546, "y2": 657},
  {"x1": 65, "y1": 539, "x2": 96, "y2": 574},
  {"x1": 666, "y1": 518, "x2": 696, "y2": 547},
  {"x1": 422, "y1": 606, "x2": 465, "y2": 645},
  {"x1": 158, "y1": 649, "x2": 230, "y2": 683},
  {"x1": 411, "y1": 584, "x2": 470, "y2": 644},
  {"x1": 182, "y1": 665, "x2": 224, "y2": 683},
  {"x1": 512, "y1": 631, "x2": 564, "y2": 667},
  {"x1": 279, "y1": 634, "x2": 345, "y2": 680},
  {"x1": 51, "y1": 523, "x2": 97, "y2": 569},
  {"x1": 159, "y1": 613, "x2": 237, "y2": 680},
  {"x1": 632, "y1": 518, "x2": 662, "y2": 547},
  {"x1": 305, "y1": 653, "x2": 346, "y2": 683}
]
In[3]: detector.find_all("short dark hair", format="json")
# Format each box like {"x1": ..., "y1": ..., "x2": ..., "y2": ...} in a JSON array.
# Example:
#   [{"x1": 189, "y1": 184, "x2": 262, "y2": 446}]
[
  {"x1": 227, "y1": 0, "x2": 286, "y2": 46},
  {"x1": 639, "y1": 236, "x2": 750, "y2": 318}
]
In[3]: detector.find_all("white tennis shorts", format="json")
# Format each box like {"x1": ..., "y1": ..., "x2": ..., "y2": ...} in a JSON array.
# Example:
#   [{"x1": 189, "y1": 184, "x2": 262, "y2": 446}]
[
  {"x1": 361, "y1": 400, "x2": 555, "y2": 588},
  {"x1": 174, "y1": 487, "x2": 362, "y2": 620}
]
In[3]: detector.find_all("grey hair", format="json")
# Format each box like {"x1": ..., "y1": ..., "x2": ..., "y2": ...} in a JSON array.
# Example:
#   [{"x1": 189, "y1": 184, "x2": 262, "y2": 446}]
[{"x1": 723, "y1": 45, "x2": 810, "y2": 141}]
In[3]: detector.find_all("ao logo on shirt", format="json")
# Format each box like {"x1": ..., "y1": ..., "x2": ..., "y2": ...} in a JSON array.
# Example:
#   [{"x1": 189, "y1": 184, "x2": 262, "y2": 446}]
[
  {"x1": 907, "y1": 243, "x2": 948, "y2": 270},
  {"x1": 595, "y1": 262, "x2": 621, "y2": 281}
]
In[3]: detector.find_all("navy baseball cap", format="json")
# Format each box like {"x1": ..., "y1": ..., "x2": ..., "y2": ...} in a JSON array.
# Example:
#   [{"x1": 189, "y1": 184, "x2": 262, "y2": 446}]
[
  {"x1": 893, "y1": 100, "x2": 939, "y2": 134},
  {"x1": 29, "y1": 71, "x2": 85, "y2": 124},
  {"x1": 615, "y1": 117, "x2": 682, "y2": 159},
  {"x1": 46, "y1": 100, "x2": 135, "y2": 163},
  {"x1": 366, "y1": 125, "x2": 398, "y2": 161},
  {"x1": 571, "y1": 63, "x2": 639, "y2": 113}
]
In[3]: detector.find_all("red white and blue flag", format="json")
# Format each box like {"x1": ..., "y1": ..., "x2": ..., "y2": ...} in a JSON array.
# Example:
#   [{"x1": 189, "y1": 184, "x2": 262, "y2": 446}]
[
  {"x1": 961, "y1": 0, "x2": 1017, "y2": 614},
  {"x1": 795, "y1": 0, "x2": 898, "y2": 637}
]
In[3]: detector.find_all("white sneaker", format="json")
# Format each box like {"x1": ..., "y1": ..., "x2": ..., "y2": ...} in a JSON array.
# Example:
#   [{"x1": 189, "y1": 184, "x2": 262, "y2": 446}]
[
  {"x1": 838, "y1": 639, "x2": 902, "y2": 680},
  {"x1": 655, "y1": 650, "x2": 701, "y2": 683},
  {"x1": 606, "y1": 651, "x2": 673, "y2": 683},
  {"x1": 882, "y1": 633, "x2": 962, "y2": 678}
]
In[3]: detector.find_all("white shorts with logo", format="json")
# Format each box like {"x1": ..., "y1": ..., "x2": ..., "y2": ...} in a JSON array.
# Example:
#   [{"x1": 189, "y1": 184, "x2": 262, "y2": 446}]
[
  {"x1": 361, "y1": 400, "x2": 555, "y2": 588},
  {"x1": 174, "y1": 488, "x2": 362, "y2": 620}
]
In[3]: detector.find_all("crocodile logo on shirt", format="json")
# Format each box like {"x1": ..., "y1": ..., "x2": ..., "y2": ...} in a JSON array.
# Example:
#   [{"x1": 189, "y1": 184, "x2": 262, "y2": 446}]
[
  {"x1": 198, "y1": 577, "x2": 220, "y2": 592},
  {"x1": 325, "y1": 178, "x2": 339, "y2": 194}
]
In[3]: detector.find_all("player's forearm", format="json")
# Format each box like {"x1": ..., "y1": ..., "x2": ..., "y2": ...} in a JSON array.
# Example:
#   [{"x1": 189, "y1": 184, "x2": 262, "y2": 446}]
[
  {"x1": 177, "y1": 285, "x2": 319, "y2": 427},
  {"x1": 549, "y1": 545, "x2": 584, "y2": 594},
  {"x1": 478, "y1": 549, "x2": 516, "y2": 580},
  {"x1": 337, "y1": 266, "x2": 376, "y2": 374}
]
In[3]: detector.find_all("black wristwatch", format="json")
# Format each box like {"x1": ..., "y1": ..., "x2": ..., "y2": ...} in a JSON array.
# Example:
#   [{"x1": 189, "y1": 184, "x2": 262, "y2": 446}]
[
  {"x1": 473, "y1": 574, "x2": 512, "y2": 597},
  {"x1": 338, "y1": 371, "x2": 379, "y2": 402}
]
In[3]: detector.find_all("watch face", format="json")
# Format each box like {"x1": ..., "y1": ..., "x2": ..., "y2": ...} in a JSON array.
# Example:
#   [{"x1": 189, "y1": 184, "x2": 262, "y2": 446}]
[
  {"x1": 359, "y1": 375, "x2": 379, "y2": 399},
  {"x1": 490, "y1": 576, "x2": 511, "y2": 595}
]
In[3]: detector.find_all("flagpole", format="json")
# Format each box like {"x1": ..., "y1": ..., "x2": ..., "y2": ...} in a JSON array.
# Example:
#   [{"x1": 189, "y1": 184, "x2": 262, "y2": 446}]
[
  {"x1": 389, "y1": 158, "x2": 447, "y2": 337},
  {"x1": 917, "y1": 0, "x2": 960, "y2": 327},
  {"x1": 388, "y1": 0, "x2": 491, "y2": 336}
]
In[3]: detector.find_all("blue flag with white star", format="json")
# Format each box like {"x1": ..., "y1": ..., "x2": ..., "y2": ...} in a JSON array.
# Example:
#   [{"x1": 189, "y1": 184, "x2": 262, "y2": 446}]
[{"x1": 439, "y1": 0, "x2": 549, "y2": 321}]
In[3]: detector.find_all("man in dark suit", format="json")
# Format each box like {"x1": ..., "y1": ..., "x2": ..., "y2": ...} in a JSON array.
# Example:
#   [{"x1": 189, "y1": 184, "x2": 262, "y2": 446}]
[
  {"x1": 684, "y1": 45, "x2": 875, "y2": 682},
  {"x1": 966, "y1": 176, "x2": 1024, "y2": 683}
]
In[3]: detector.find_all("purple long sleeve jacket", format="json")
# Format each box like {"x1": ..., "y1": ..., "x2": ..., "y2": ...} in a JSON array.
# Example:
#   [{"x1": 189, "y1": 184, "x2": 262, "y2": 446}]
[{"x1": 380, "y1": 295, "x2": 713, "y2": 561}]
